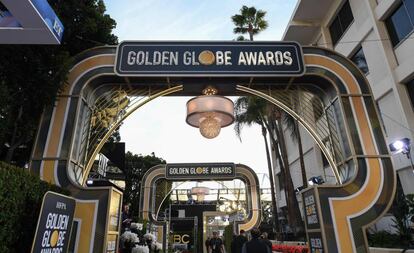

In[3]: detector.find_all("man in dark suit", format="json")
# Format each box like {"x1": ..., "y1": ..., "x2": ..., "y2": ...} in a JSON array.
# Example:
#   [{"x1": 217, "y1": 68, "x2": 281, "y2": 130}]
[
  {"x1": 209, "y1": 231, "x2": 224, "y2": 253},
  {"x1": 261, "y1": 232, "x2": 273, "y2": 251},
  {"x1": 231, "y1": 229, "x2": 247, "y2": 253},
  {"x1": 241, "y1": 228, "x2": 271, "y2": 253}
]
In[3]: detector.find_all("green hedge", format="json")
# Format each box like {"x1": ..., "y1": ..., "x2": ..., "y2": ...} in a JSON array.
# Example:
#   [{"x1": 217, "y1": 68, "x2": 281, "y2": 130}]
[{"x1": 0, "y1": 162, "x2": 69, "y2": 253}]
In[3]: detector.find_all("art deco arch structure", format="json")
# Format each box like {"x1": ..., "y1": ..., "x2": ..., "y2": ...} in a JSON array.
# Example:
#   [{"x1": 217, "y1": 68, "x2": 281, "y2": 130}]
[
  {"x1": 140, "y1": 164, "x2": 261, "y2": 233},
  {"x1": 30, "y1": 44, "x2": 395, "y2": 253}
]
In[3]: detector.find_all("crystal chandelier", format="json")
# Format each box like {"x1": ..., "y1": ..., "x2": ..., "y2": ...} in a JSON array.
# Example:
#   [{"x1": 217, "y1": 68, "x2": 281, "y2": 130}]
[{"x1": 186, "y1": 86, "x2": 235, "y2": 139}]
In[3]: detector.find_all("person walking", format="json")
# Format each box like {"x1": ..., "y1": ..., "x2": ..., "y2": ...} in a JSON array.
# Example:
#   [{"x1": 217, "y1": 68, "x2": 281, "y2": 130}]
[
  {"x1": 260, "y1": 232, "x2": 272, "y2": 251},
  {"x1": 205, "y1": 236, "x2": 211, "y2": 253},
  {"x1": 209, "y1": 231, "x2": 224, "y2": 253},
  {"x1": 121, "y1": 203, "x2": 132, "y2": 233},
  {"x1": 231, "y1": 229, "x2": 247, "y2": 253},
  {"x1": 241, "y1": 228, "x2": 271, "y2": 253}
]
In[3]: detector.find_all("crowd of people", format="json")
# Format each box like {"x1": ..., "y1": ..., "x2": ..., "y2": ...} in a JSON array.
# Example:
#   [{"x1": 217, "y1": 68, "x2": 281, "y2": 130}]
[
  {"x1": 121, "y1": 203, "x2": 273, "y2": 253},
  {"x1": 205, "y1": 228, "x2": 272, "y2": 253}
]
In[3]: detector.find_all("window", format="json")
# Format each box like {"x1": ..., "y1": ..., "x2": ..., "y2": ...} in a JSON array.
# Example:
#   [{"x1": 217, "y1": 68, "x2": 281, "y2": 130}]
[
  {"x1": 321, "y1": 139, "x2": 331, "y2": 168},
  {"x1": 375, "y1": 101, "x2": 387, "y2": 136},
  {"x1": 385, "y1": 0, "x2": 414, "y2": 47},
  {"x1": 277, "y1": 173, "x2": 285, "y2": 189},
  {"x1": 0, "y1": 2, "x2": 6, "y2": 12},
  {"x1": 311, "y1": 97, "x2": 324, "y2": 121},
  {"x1": 350, "y1": 46, "x2": 369, "y2": 74},
  {"x1": 0, "y1": 2, "x2": 7, "y2": 16},
  {"x1": 406, "y1": 79, "x2": 414, "y2": 109},
  {"x1": 329, "y1": 1, "x2": 354, "y2": 46}
]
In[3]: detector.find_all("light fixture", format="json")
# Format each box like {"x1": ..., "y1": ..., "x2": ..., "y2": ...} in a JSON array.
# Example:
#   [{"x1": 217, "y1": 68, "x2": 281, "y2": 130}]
[
  {"x1": 389, "y1": 138, "x2": 414, "y2": 172},
  {"x1": 186, "y1": 86, "x2": 235, "y2": 139},
  {"x1": 191, "y1": 186, "x2": 210, "y2": 202},
  {"x1": 389, "y1": 138, "x2": 410, "y2": 155},
  {"x1": 308, "y1": 176, "x2": 324, "y2": 186},
  {"x1": 295, "y1": 186, "x2": 305, "y2": 193}
]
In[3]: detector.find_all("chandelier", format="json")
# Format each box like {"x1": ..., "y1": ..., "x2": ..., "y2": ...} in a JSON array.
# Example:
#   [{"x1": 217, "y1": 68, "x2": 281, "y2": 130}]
[{"x1": 186, "y1": 86, "x2": 235, "y2": 139}]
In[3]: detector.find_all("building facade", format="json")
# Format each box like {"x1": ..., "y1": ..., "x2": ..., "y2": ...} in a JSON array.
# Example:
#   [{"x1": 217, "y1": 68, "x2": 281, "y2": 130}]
[{"x1": 279, "y1": 0, "x2": 414, "y2": 229}]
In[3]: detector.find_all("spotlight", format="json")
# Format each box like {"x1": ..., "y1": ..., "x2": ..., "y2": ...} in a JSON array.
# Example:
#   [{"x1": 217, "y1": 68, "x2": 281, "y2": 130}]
[
  {"x1": 308, "y1": 176, "x2": 324, "y2": 186},
  {"x1": 389, "y1": 138, "x2": 414, "y2": 173},
  {"x1": 295, "y1": 186, "x2": 305, "y2": 193},
  {"x1": 389, "y1": 138, "x2": 410, "y2": 155}
]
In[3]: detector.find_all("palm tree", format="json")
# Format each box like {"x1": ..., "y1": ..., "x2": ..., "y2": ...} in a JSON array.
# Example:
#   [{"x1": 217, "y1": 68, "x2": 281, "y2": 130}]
[
  {"x1": 235, "y1": 97, "x2": 305, "y2": 237},
  {"x1": 283, "y1": 114, "x2": 307, "y2": 188},
  {"x1": 234, "y1": 96, "x2": 280, "y2": 233},
  {"x1": 271, "y1": 110, "x2": 305, "y2": 235},
  {"x1": 231, "y1": 6, "x2": 268, "y2": 41}
]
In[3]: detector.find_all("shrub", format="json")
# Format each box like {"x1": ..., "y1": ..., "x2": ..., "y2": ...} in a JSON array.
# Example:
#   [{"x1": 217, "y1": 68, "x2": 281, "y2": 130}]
[{"x1": 0, "y1": 162, "x2": 69, "y2": 253}]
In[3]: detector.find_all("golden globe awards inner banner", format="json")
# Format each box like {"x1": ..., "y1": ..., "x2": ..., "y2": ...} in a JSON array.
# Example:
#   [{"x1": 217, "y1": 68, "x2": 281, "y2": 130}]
[
  {"x1": 31, "y1": 192, "x2": 76, "y2": 253},
  {"x1": 166, "y1": 163, "x2": 235, "y2": 180},
  {"x1": 115, "y1": 41, "x2": 305, "y2": 76}
]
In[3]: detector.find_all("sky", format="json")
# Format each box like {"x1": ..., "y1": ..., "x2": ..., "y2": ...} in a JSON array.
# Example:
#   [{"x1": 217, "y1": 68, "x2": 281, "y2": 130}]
[{"x1": 102, "y1": 0, "x2": 298, "y2": 181}]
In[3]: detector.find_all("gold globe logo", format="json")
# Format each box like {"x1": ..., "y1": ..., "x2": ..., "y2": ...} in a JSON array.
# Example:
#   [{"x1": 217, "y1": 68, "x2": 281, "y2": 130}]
[
  {"x1": 50, "y1": 230, "x2": 59, "y2": 247},
  {"x1": 196, "y1": 167, "x2": 204, "y2": 174},
  {"x1": 198, "y1": 50, "x2": 215, "y2": 65}
]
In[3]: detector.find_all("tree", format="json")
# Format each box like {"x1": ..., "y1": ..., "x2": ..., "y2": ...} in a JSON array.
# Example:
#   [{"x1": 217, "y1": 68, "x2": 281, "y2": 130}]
[
  {"x1": 283, "y1": 114, "x2": 307, "y2": 188},
  {"x1": 50, "y1": 0, "x2": 118, "y2": 55},
  {"x1": 271, "y1": 110, "x2": 305, "y2": 236},
  {"x1": 390, "y1": 178, "x2": 412, "y2": 248},
  {"x1": 234, "y1": 96, "x2": 305, "y2": 238},
  {"x1": 122, "y1": 151, "x2": 167, "y2": 218},
  {"x1": 231, "y1": 5, "x2": 268, "y2": 41},
  {"x1": 234, "y1": 96, "x2": 280, "y2": 233},
  {"x1": 235, "y1": 35, "x2": 247, "y2": 41},
  {"x1": 0, "y1": 0, "x2": 117, "y2": 165}
]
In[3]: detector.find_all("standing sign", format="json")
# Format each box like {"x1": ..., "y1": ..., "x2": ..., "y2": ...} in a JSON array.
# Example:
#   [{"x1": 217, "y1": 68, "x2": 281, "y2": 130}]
[
  {"x1": 115, "y1": 41, "x2": 305, "y2": 76},
  {"x1": 31, "y1": 191, "x2": 76, "y2": 253},
  {"x1": 302, "y1": 188, "x2": 326, "y2": 253}
]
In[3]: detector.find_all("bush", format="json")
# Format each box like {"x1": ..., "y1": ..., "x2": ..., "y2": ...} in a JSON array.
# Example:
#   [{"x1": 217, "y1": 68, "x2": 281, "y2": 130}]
[
  {"x1": 0, "y1": 162, "x2": 69, "y2": 253},
  {"x1": 367, "y1": 230, "x2": 404, "y2": 248}
]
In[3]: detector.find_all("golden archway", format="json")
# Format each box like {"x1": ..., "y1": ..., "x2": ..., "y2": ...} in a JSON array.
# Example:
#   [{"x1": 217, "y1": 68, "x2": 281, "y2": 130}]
[{"x1": 31, "y1": 43, "x2": 395, "y2": 253}]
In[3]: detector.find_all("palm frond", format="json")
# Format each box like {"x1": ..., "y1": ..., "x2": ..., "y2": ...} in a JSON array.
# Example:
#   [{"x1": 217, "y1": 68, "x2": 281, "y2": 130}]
[
  {"x1": 231, "y1": 14, "x2": 246, "y2": 26},
  {"x1": 240, "y1": 5, "x2": 250, "y2": 17},
  {"x1": 255, "y1": 10, "x2": 266, "y2": 21},
  {"x1": 256, "y1": 19, "x2": 268, "y2": 30},
  {"x1": 233, "y1": 27, "x2": 248, "y2": 34},
  {"x1": 246, "y1": 7, "x2": 257, "y2": 23},
  {"x1": 282, "y1": 112, "x2": 299, "y2": 143},
  {"x1": 234, "y1": 96, "x2": 271, "y2": 141}
]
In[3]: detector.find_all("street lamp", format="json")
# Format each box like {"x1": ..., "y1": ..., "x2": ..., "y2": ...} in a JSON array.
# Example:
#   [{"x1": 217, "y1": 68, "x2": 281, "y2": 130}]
[{"x1": 389, "y1": 138, "x2": 414, "y2": 172}]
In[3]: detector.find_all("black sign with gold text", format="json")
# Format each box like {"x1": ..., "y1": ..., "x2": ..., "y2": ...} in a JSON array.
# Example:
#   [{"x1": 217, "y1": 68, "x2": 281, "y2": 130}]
[
  {"x1": 302, "y1": 188, "x2": 325, "y2": 253},
  {"x1": 166, "y1": 163, "x2": 235, "y2": 180},
  {"x1": 115, "y1": 41, "x2": 305, "y2": 76},
  {"x1": 31, "y1": 192, "x2": 76, "y2": 253},
  {"x1": 303, "y1": 189, "x2": 320, "y2": 230}
]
